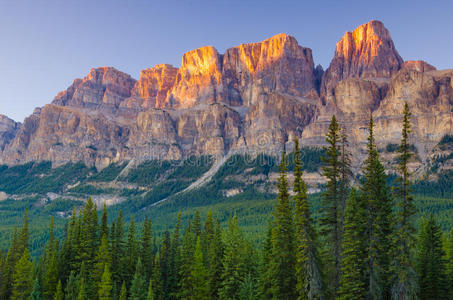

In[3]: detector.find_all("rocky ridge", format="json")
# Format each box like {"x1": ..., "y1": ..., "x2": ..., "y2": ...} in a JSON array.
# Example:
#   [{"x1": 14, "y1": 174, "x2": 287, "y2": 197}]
[{"x1": 0, "y1": 20, "x2": 451, "y2": 174}]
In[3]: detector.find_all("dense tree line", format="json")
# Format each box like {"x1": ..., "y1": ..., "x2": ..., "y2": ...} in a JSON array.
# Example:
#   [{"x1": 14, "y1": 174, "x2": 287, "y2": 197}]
[{"x1": 1, "y1": 104, "x2": 453, "y2": 299}]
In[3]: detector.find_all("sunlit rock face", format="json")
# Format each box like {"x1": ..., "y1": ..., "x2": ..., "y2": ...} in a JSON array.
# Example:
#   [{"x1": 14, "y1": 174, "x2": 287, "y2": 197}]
[
  {"x1": 222, "y1": 33, "x2": 317, "y2": 106},
  {"x1": 52, "y1": 67, "x2": 136, "y2": 112},
  {"x1": 321, "y1": 20, "x2": 403, "y2": 98},
  {"x1": 0, "y1": 22, "x2": 451, "y2": 173},
  {"x1": 167, "y1": 46, "x2": 223, "y2": 109},
  {"x1": 402, "y1": 60, "x2": 437, "y2": 72},
  {"x1": 126, "y1": 64, "x2": 178, "y2": 110}
]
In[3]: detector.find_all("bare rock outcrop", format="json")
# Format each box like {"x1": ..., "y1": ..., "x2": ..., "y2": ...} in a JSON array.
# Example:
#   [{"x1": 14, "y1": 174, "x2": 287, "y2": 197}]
[{"x1": 0, "y1": 115, "x2": 20, "y2": 151}]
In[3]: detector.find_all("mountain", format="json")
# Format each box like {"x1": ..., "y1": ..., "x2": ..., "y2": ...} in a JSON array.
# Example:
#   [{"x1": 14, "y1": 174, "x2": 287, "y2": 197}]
[{"x1": 0, "y1": 20, "x2": 451, "y2": 175}]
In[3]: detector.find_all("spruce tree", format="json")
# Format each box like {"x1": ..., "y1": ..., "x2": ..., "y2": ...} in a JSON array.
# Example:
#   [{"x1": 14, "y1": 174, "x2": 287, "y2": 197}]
[
  {"x1": 446, "y1": 230, "x2": 453, "y2": 299},
  {"x1": 119, "y1": 282, "x2": 127, "y2": 300},
  {"x1": 391, "y1": 102, "x2": 418, "y2": 300},
  {"x1": 11, "y1": 248, "x2": 34, "y2": 300},
  {"x1": 178, "y1": 223, "x2": 195, "y2": 299},
  {"x1": 192, "y1": 237, "x2": 209, "y2": 300},
  {"x1": 124, "y1": 216, "x2": 138, "y2": 286},
  {"x1": 2, "y1": 211, "x2": 29, "y2": 299},
  {"x1": 258, "y1": 224, "x2": 273, "y2": 299},
  {"x1": 320, "y1": 115, "x2": 342, "y2": 295},
  {"x1": 293, "y1": 139, "x2": 323, "y2": 299},
  {"x1": 168, "y1": 213, "x2": 181, "y2": 298},
  {"x1": 361, "y1": 115, "x2": 393, "y2": 299},
  {"x1": 30, "y1": 278, "x2": 42, "y2": 300},
  {"x1": 80, "y1": 197, "x2": 99, "y2": 267},
  {"x1": 159, "y1": 229, "x2": 171, "y2": 297},
  {"x1": 140, "y1": 218, "x2": 153, "y2": 281},
  {"x1": 208, "y1": 218, "x2": 224, "y2": 299},
  {"x1": 95, "y1": 234, "x2": 112, "y2": 285},
  {"x1": 99, "y1": 264, "x2": 113, "y2": 300},
  {"x1": 219, "y1": 215, "x2": 246, "y2": 300},
  {"x1": 65, "y1": 271, "x2": 78, "y2": 300},
  {"x1": 129, "y1": 259, "x2": 147, "y2": 300},
  {"x1": 101, "y1": 203, "x2": 109, "y2": 239},
  {"x1": 338, "y1": 189, "x2": 367, "y2": 300},
  {"x1": 54, "y1": 280, "x2": 64, "y2": 300},
  {"x1": 417, "y1": 214, "x2": 447, "y2": 299},
  {"x1": 146, "y1": 280, "x2": 154, "y2": 300},
  {"x1": 112, "y1": 212, "x2": 125, "y2": 288},
  {"x1": 269, "y1": 151, "x2": 296, "y2": 299},
  {"x1": 2, "y1": 228, "x2": 19, "y2": 299}
]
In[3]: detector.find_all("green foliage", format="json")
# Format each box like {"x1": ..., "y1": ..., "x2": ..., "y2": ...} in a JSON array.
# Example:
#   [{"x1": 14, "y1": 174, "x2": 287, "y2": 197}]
[
  {"x1": 268, "y1": 152, "x2": 297, "y2": 299},
  {"x1": 293, "y1": 139, "x2": 323, "y2": 299},
  {"x1": 320, "y1": 115, "x2": 342, "y2": 295},
  {"x1": 124, "y1": 160, "x2": 173, "y2": 186},
  {"x1": 11, "y1": 248, "x2": 33, "y2": 300},
  {"x1": 338, "y1": 189, "x2": 367, "y2": 300},
  {"x1": 417, "y1": 215, "x2": 447, "y2": 299},
  {"x1": 0, "y1": 161, "x2": 94, "y2": 195},
  {"x1": 89, "y1": 162, "x2": 127, "y2": 182}
]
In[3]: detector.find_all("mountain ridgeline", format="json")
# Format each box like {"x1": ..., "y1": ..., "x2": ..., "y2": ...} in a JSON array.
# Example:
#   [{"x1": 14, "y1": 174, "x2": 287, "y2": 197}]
[{"x1": 0, "y1": 20, "x2": 451, "y2": 174}]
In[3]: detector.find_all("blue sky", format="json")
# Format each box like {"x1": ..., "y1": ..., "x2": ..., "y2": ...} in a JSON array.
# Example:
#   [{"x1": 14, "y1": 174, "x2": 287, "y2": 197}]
[{"x1": 1, "y1": 0, "x2": 452, "y2": 122}]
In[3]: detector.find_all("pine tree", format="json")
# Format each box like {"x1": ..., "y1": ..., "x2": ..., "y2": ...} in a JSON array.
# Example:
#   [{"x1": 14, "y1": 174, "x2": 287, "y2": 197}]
[
  {"x1": 2, "y1": 211, "x2": 29, "y2": 299},
  {"x1": 54, "y1": 280, "x2": 64, "y2": 300},
  {"x1": 446, "y1": 230, "x2": 453, "y2": 299},
  {"x1": 1, "y1": 228, "x2": 19, "y2": 299},
  {"x1": 77, "y1": 278, "x2": 87, "y2": 300},
  {"x1": 101, "y1": 203, "x2": 109, "y2": 239},
  {"x1": 119, "y1": 282, "x2": 127, "y2": 300},
  {"x1": 30, "y1": 278, "x2": 42, "y2": 300},
  {"x1": 129, "y1": 259, "x2": 147, "y2": 300},
  {"x1": 98, "y1": 264, "x2": 113, "y2": 300},
  {"x1": 338, "y1": 189, "x2": 367, "y2": 300},
  {"x1": 417, "y1": 214, "x2": 447, "y2": 299},
  {"x1": 140, "y1": 218, "x2": 153, "y2": 281},
  {"x1": 361, "y1": 115, "x2": 393, "y2": 299},
  {"x1": 258, "y1": 224, "x2": 273, "y2": 299},
  {"x1": 146, "y1": 280, "x2": 154, "y2": 300},
  {"x1": 80, "y1": 197, "x2": 99, "y2": 267},
  {"x1": 124, "y1": 216, "x2": 138, "y2": 286},
  {"x1": 11, "y1": 248, "x2": 34, "y2": 300},
  {"x1": 178, "y1": 223, "x2": 195, "y2": 299},
  {"x1": 44, "y1": 249, "x2": 59, "y2": 299},
  {"x1": 18, "y1": 208, "x2": 29, "y2": 255},
  {"x1": 293, "y1": 139, "x2": 323, "y2": 299},
  {"x1": 159, "y1": 229, "x2": 171, "y2": 297},
  {"x1": 65, "y1": 271, "x2": 78, "y2": 300},
  {"x1": 219, "y1": 215, "x2": 246, "y2": 300},
  {"x1": 320, "y1": 115, "x2": 342, "y2": 295},
  {"x1": 339, "y1": 125, "x2": 352, "y2": 241},
  {"x1": 193, "y1": 210, "x2": 202, "y2": 238},
  {"x1": 269, "y1": 151, "x2": 296, "y2": 299},
  {"x1": 168, "y1": 213, "x2": 181, "y2": 298},
  {"x1": 112, "y1": 212, "x2": 125, "y2": 288},
  {"x1": 391, "y1": 102, "x2": 418, "y2": 300},
  {"x1": 192, "y1": 237, "x2": 209, "y2": 300},
  {"x1": 95, "y1": 234, "x2": 113, "y2": 285},
  {"x1": 208, "y1": 218, "x2": 224, "y2": 299}
]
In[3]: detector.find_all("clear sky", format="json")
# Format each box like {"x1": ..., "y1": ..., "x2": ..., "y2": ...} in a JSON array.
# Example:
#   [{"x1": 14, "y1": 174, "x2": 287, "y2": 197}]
[{"x1": 1, "y1": 0, "x2": 452, "y2": 122}]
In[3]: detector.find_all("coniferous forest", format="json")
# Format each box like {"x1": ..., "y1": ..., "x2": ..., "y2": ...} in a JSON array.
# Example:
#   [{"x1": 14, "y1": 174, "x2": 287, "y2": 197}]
[{"x1": 2, "y1": 104, "x2": 453, "y2": 300}]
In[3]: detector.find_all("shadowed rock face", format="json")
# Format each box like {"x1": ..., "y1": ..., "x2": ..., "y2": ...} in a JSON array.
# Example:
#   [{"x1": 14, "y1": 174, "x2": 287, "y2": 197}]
[
  {"x1": 0, "y1": 115, "x2": 20, "y2": 151},
  {"x1": 0, "y1": 21, "x2": 451, "y2": 173}
]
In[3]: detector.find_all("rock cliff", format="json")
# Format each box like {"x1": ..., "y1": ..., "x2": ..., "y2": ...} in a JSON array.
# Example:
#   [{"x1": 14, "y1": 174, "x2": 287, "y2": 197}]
[{"x1": 0, "y1": 21, "x2": 451, "y2": 175}]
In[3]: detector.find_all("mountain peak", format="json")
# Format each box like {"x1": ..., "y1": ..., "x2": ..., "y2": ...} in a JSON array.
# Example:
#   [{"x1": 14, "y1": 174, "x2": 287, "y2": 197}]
[{"x1": 322, "y1": 20, "x2": 403, "y2": 96}]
